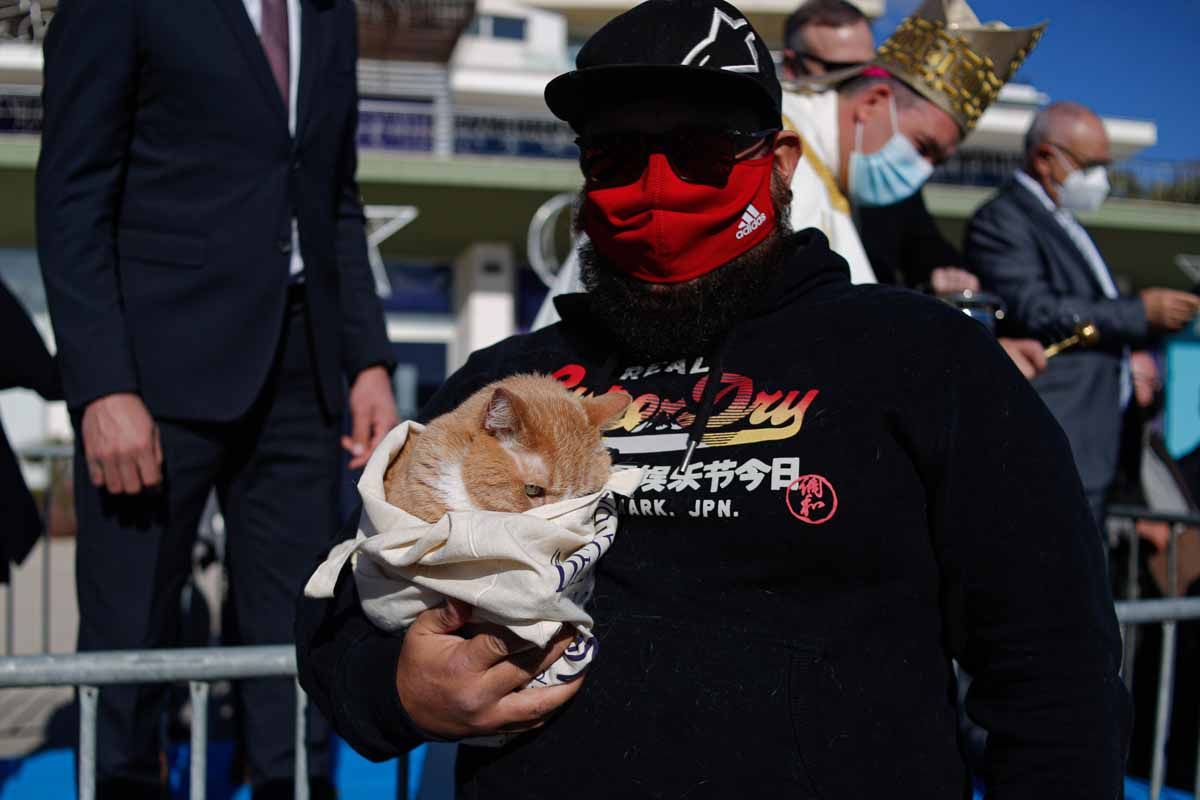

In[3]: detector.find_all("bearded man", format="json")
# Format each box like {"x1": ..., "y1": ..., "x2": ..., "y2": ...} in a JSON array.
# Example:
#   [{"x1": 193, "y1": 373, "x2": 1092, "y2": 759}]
[{"x1": 296, "y1": 1, "x2": 1128, "y2": 797}]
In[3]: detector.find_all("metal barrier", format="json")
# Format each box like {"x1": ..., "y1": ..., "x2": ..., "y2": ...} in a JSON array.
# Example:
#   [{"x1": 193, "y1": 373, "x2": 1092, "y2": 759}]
[
  {"x1": 1114, "y1": 597, "x2": 1200, "y2": 800},
  {"x1": 10, "y1": 443, "x2": 73, "y2": 658},
  {"x1": 1110, "y1": 506, "x2": 1200, "y2": 800},
  {"x1": 2, "y1": 452, "x2": 1197, "y2": 800},
  {"x1": 0, "y1": 604, "x2": 1193, "y2": 800},
  {"x1": 0, "y1": 645, "x2": 306, "y2": 800},
  {"x1": 6, "y1": 445, "x2": 310, "y2": 798}
]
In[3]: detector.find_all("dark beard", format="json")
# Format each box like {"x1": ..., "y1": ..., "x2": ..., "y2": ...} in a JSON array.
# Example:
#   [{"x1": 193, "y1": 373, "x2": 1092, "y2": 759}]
[{"x1": 579, "y1": 171, "x2": 793, "y2": 363}]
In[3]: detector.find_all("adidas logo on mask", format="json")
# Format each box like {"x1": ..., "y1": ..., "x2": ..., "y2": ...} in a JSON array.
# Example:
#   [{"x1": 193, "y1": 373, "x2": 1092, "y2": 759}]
[{"x1": 736, "y1": 204, "x2": 767, "y2": 240}]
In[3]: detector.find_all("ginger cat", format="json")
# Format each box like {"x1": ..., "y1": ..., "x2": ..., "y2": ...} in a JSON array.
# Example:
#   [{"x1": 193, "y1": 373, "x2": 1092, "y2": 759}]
[{"x1": 383, "y1": 374, "x2": 632, "y2": 523}]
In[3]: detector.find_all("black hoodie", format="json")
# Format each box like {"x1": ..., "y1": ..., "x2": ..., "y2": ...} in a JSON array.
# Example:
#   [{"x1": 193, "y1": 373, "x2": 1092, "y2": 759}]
[{"x1": 296, "y1": 230, "x2": 1129, "y2": 799}]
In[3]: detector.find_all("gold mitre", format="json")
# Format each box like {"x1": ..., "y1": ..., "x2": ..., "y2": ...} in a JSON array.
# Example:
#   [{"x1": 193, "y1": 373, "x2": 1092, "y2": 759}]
[{"x1": 874, "y1": 0, "x2": 1047, "y2": 133}]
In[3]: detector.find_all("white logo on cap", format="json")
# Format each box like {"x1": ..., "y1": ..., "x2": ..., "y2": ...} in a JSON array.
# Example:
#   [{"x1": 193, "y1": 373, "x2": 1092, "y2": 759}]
[{"x1": 681, "y1": 9, "x2": 761, "y2": 74}]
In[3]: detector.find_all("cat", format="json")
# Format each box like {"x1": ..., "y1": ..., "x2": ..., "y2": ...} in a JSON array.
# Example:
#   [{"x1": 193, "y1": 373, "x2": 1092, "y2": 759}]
[{"x1": 383, "y1": 373, "x2": 632, "y2": 523}]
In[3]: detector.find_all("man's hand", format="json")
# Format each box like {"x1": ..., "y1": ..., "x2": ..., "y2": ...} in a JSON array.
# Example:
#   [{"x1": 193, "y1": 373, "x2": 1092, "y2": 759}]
[
  {"x1": 1141, "y1": 288, "x2": 1200, "y2": 332},
  {"x1": 342, "y1": 365, "x2": 399, "y2": 470},
  {"x1": 929, "y1": 267, "x2": 981, "y2": 297},
  {"x1": 999, "y1": 338, "x2": 1048, "y2": 380},
  {"x1": 396, "y1": 599, "x2": 584, "y2": 739},
  {"x1": 80, "y1": 392, "x2": 162, "y2": 494},
  {"x1": 1130, "y1": 351, "x2": 1160, "y2": 409}
]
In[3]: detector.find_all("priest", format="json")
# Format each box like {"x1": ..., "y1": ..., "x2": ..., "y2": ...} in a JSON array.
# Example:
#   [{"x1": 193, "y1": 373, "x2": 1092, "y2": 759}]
[{"x1": 783, "y1": 0, "x2": 1045, "y2": 284}]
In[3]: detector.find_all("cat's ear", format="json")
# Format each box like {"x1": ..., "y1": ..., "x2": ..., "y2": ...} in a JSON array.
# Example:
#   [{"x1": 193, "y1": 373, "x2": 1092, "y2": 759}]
[
  {"x1": 583, "y1": 391, "x2": 632, "y2": 430},
  {"x1": 483, "y1": 387, "x2": 524, "y2": 438}
]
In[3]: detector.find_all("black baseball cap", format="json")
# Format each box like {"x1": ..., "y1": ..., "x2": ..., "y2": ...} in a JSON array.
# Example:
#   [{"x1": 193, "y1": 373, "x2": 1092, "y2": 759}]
[{"x1": 545, "y1": 0, "x2": 782, "y2": 132}]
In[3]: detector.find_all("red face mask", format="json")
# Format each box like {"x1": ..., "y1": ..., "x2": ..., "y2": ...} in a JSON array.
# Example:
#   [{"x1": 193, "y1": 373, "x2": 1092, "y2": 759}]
[{"x1": 581, "y1": 153, "x2": 777, "y2": 284}]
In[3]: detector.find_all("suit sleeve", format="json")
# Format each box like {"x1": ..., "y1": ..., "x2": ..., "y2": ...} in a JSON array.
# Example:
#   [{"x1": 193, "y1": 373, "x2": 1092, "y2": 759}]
[
  {"x1": 965, "y1": 198, "x2": 1148, "y2": 345},
  {"x1": 35, "y1": 0, "x2": 140, "y2": 411},
  {"x1": 909, "y1": 313, "x2": 1129, "y2": 798},
  {"x1": 334, "y1": 6, "x2": 394, "y2": 381}
]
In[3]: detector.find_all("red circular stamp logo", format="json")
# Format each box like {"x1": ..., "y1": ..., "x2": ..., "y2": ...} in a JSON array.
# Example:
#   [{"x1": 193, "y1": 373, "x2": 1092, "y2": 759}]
[{"x1": 786, "y1": 474, "x2": 838, "y2": 525}]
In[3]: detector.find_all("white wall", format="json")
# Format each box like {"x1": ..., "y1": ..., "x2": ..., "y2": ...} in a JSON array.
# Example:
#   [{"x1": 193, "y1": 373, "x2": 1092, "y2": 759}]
[{"x1": 450, "y1": 0, "x2": 570, "y2": 111}]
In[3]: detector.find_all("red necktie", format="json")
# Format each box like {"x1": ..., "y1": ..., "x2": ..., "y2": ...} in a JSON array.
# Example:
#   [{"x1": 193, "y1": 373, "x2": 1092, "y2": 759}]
[{"x1": 260, "y1": 0, "x2": 289, "y2": 108}]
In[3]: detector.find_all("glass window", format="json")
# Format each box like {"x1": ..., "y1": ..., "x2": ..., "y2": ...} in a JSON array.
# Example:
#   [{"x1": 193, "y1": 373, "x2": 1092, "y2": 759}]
[{"x1": 491, "y1": 15, "x2": 527, "y2": 40}]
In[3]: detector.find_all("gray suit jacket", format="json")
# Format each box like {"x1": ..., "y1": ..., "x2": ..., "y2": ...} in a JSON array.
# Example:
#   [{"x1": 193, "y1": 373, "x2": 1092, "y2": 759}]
[{"x1": 965, "y1": 176, "x2": 1150, "y2": 498}]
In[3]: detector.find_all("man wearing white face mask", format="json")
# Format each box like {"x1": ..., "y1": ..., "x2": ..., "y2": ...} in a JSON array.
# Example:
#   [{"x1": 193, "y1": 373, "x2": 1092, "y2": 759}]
[
  {"x1": 967, "y1": 101, "x2": 1200, "y2": 523},
  {"x1": 783, "y1": 0, "x2": 1044, "y2": 287}
]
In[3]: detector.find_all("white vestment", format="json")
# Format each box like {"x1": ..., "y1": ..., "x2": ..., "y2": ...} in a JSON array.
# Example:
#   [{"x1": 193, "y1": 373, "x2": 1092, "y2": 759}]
[{"x1": 782, "y1": 88, "x2": 877, "y2": 284}]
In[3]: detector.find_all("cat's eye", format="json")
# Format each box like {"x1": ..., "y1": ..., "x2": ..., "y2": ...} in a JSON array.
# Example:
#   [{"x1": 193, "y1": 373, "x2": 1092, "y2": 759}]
[{"x1": 524, "y1": 484, "x2": 546, "y2": 498}]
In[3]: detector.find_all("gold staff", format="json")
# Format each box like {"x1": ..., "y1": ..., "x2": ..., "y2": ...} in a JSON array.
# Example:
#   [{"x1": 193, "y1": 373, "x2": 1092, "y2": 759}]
[{"x1": 1044, "y1": 322, "x2": 1100, "y2": 359}]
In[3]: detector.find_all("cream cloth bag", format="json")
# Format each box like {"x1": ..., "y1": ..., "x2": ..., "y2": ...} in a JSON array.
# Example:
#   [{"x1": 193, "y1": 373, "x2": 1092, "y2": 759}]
[{"x1": 305, "y1": 422, "x2": 643, "y2": 688}]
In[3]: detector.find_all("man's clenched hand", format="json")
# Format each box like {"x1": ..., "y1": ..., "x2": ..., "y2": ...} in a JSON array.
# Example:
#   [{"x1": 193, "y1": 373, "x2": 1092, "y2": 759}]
[
  {"x1": 1141, "y1": 288, "x2": 1200, "y2": 332},
  {"x1": 81, "y1": 392, "x2": 163, "y2": 494},
  {"x1": 396, "y1": 599, "x2": 583, "y2": 739},
  {"x1": 343, "y1": 365, "x2": 399, "y2": 470},
  {"x1": 929, "y1": 267, "x2": 981, "y2": 297},
  {"x1": 999, "y1": 337, "x2": 1048, "y2": 380}
]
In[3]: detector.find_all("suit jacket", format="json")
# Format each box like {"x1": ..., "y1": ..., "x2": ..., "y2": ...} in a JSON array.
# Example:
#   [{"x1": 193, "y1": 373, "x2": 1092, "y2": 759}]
[
  {"x1": 36, "y1": 0, "x2": 391, "y2": 421},
  {"x1": 857, "y1": 191, "x2": 961, "y2": 289},
  {"x1": 965, "y1": 176, "x2": 1149, "y2": 497},
  {"x1": 0, "y1": 280, "x2": 62, "y2": 582}
]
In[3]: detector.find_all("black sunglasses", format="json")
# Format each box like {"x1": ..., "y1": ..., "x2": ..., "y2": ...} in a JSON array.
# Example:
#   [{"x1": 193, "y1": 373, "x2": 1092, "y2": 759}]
[
  {"x1": 791, "y1": 52, "x2": 865, "y2": 75},
  {"x1": 575, "y1": 126, "x2": 780, "y2": 189}
]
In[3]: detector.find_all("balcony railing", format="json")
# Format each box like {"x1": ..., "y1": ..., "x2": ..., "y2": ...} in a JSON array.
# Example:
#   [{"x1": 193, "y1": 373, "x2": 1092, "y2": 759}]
[
  {"x1": 0, "y1": 0, "x2": 55, "y2": 42},
  {"x1": 2, "y1": 82, "x2": 1197, "y2": 205},
  {"x1": 0, "y1": 85, "x2": 39, "y2": 133},
  {"x1": 932, "y1": 150, "x2": 1200, "y2": 204},
  {"x1": 355, "y1": 98, "x2": 579, "y2": 159},
  {"x1": 3, "y1": 0, "x2": 475, "y2": 60},
  {"x1": 356, "y1": 0, "x2": 476, "y2": 63}
]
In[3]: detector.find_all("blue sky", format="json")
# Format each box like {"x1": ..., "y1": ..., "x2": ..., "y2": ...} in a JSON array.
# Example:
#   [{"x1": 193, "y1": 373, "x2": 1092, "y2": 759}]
[{"x1": 874, "y1": 0, "x2": 1200, "y2": 162}]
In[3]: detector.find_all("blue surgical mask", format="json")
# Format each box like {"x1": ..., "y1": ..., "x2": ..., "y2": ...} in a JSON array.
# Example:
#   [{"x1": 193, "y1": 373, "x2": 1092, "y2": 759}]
[{"x1": 848, "y1": 97, "x2": 934, "y2": 207}]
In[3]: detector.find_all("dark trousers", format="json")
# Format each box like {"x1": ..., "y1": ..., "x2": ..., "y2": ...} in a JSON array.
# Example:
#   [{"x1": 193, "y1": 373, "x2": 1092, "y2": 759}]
[{"x1": 73, "y1": 293, "x2": 338, "y2": 790}]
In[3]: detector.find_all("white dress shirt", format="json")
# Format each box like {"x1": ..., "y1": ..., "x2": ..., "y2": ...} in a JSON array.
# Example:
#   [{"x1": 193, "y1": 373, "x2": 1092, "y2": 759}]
[
  {"x1": 1014, "y1": 170, "x2": 1131, "y2": 406},
  {"x1": 243, "y1": 0, "x2": 304, "y2": 278}
]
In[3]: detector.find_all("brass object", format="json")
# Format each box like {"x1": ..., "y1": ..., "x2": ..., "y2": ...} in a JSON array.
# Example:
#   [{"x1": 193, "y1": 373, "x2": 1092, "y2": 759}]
[
  {"x1": 873, "y1": 0, "x2": 1047, "y2": 133},
  {"x1": 1044, "y1": 322, "x2": 1100, "y2": 359}
]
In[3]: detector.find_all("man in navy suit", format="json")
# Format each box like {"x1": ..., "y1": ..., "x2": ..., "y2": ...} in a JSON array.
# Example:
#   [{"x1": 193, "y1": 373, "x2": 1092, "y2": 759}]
[
  {"x1": 35, "y1": 1, "x2": 397, "y2": 796},
  {"x1": 967, "y1": 102, "x2": 1200, "y2": 524}
]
